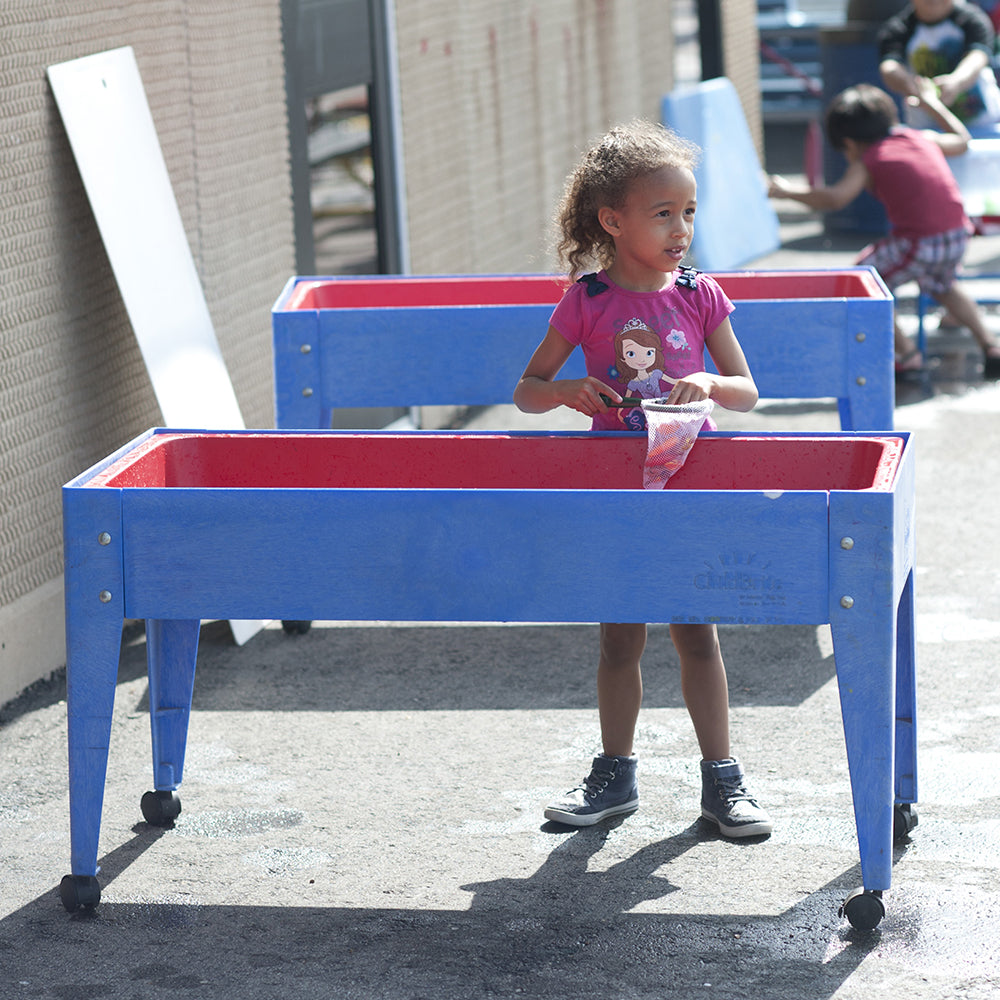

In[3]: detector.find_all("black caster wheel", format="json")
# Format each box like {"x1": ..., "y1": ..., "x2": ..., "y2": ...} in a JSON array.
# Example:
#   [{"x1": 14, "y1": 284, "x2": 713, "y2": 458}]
[
  {"x1": 893, "y1": 803, "x2": 918, "y2": 841},
  {"x1": 60, "y1": 874, "x2": 101, "y2": 913},
  {"x1": 839, "y1": 888, "x2": 884, "y2": 931},
  {"x1": 140, "y1": 789, "x2": 181, "y2": 826},
  {"x1": 281, "y1": 620, "x2": 312, "y2": 635}
]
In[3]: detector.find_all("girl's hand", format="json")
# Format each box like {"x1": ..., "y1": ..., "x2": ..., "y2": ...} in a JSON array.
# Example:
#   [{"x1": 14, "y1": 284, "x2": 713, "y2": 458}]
[
  {"x1": 562, "y1": 376, "x2": 621, "y2": 417},
  {"x1": 664, "y1": 372, "x2": 715, "y2": 405}
]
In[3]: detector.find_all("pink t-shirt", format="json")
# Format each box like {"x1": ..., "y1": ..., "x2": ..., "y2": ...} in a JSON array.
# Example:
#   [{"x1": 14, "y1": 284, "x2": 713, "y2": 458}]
[
  {"x1": 862, "y1": 128, "x2": 968, "y2": 238},
  {"x1": 549, "y1": 268, "x2": 735, "y2": 431}
]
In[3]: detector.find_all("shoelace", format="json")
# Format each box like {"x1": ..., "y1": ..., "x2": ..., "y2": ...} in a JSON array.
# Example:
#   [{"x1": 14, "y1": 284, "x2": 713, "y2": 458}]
[
  {"x1": 580, "y1": 767, "x2": 615, "y2": 800},
  {"x1": 714, "y1": 774, "x2": 756, "y2": 805}
]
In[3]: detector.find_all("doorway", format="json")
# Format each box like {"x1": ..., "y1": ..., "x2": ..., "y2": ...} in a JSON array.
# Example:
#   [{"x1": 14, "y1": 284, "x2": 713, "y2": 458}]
[
  {"x1": 281, "y1": 0, "x2": 406, "y2": 277},
  {"x1": 307, "y1": 84, "x2": 377, "y2": 274}
]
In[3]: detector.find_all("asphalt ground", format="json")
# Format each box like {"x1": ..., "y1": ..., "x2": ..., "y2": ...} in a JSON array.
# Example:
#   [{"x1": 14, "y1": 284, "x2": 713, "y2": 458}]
[{"x1": 3, "y1": 132, "x2": 1000, "y2": 999}]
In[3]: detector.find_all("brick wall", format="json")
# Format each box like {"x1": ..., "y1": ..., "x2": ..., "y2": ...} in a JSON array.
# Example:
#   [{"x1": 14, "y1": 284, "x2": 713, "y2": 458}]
[
  {"x1": 394, "y1": 1, "x2": 676, "y2": 275},
  {"x1": 720, "y1": 0, "x2": 765, "y2": 160},
  {"x1": 0, "y1": 2, "x2": 294, "y2": 705}
]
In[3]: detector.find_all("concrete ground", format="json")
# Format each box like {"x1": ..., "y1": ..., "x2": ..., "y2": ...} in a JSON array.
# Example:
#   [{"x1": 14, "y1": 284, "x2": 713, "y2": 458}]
[{"x1": 5, "y1": 139, "x2": 1000, "y2": 999}]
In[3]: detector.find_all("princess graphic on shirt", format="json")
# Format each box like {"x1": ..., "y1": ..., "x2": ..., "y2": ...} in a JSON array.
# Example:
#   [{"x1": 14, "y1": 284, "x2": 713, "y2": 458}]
[{"x1": 614, "y1": 319, "x2": 671, "y2": 399}]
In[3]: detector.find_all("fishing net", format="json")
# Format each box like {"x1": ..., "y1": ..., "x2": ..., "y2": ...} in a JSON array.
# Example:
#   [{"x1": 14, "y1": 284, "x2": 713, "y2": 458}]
[{"x1": 640, "y1": 398, "x2": 714, "y2": 489}]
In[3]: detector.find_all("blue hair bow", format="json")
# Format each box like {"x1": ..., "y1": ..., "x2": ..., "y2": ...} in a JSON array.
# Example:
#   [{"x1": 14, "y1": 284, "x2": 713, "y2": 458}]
[{"x1": 577, "y1": 273, "x2": 609, "y2": 297}]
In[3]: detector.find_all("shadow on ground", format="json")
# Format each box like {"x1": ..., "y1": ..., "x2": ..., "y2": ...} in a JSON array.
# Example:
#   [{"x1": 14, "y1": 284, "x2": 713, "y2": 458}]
[
  {"x1": 5, "y1": 821, "x2": 887, "y2": 1000},
  {"x1": 102, "y1": 620, "x2": 837, "y2": 716}
]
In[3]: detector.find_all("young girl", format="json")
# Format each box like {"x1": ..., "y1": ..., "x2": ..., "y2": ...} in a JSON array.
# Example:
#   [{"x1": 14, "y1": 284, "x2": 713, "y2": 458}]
[{"x1": 513, "y1": 119, "x2": 772, "y2": 838}]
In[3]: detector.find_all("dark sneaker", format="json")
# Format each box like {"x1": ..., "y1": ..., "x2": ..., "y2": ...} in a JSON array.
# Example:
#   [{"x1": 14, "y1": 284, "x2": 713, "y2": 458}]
[
  {"x1": 544, "y1": 754, "x2": 639, "y2": 826},
  {"x1": 700, "y1": 758, "x2": 772, "y2": 838}
]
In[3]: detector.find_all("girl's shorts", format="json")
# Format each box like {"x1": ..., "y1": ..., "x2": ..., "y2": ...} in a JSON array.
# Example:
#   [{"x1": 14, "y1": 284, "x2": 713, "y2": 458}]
[{"x1": 856, "y1": 226, "x2": 970, "y2": 297}]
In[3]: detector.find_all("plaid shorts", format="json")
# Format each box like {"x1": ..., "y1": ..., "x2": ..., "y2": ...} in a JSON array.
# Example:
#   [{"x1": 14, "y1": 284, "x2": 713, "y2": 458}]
[{"x1": 856, "y1": 225, "x2": 970, "y2": 297}]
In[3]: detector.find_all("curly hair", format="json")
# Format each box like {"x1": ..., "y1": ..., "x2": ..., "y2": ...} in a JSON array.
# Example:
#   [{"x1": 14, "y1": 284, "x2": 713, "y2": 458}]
[{"x1": 554, "y1": 119, "x2": 700, "y2": 277}]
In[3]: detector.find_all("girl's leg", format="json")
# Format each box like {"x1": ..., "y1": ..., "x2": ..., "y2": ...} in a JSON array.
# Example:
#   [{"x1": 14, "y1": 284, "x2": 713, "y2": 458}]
[
  {"x1": 542, "y1": 623, "x2": 644, "y2": 826},
  {"x1": 597, "y1": 622, "x2": 646, "y2": 757},
  {"x1": 669, "y1": 623, "x2": 730, "y2": 761},
  {"x1": 672, "y1": 623, "x2": 773, "y2": 837}
]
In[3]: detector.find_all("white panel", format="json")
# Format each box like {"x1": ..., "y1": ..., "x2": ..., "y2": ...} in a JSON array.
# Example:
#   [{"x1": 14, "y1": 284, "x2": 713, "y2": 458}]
[
  {"x1": 47, "y1": 46, "x2": 243, "y2": 430},
  {"x1": 48, "y1": 46, "x2": 265, "y2": 646}
]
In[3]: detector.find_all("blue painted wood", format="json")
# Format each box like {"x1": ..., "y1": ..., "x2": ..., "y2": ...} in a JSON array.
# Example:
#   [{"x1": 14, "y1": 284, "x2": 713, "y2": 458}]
[
  {"x1": 61, "y1": 428, "x2": 915, "y2": 904},
  {"x1": 119, "y1": 487, "x2": 829, "y2": 624},
  {"x1": 272, "y1": 305, "x2": 324, "y2": 430},
  {"x1": 844, "y1": 294, "x2": 895, "y2": 432},
  {"x1": 828, "y1": 488, "x2": 899, "y2": 891},
  {"x1": 62, "y1": 470, "x2": 126, "y2": 878},
  {"x1": 888, "y1": 431, "x2": 918, "y2": 810},
  {"x1": 313, "y1": 301, "x2": 584, "y2": 410},
  {"x1": 824, "y1": 436, "x2": 916, "y2": 890},
  {"x1": 272, "y1": 270, "x2": 895, "y2": 431},
  {"x1": 894, "y1": 571, "x2": 918, "y2": 806},
  {"x1": 146, "y1": 619, "x2": 201, "y2": 791}
]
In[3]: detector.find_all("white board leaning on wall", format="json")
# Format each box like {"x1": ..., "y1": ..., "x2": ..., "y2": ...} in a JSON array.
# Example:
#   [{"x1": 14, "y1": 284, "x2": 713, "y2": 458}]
[{"x1": 47, "y1": 46, "x2": 265, "y2": 645}]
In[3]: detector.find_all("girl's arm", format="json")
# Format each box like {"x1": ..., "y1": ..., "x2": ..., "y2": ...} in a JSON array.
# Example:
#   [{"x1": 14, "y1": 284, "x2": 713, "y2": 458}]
[
  {"x1": 768, "y1": 158, "x2": 869, "y2": 212},
  {"x1": 514, "y1": 325, "x2": 621, "y2": 418},
  {"x1": 665, "y1": 317, "x2": 758, "y2": 412}
]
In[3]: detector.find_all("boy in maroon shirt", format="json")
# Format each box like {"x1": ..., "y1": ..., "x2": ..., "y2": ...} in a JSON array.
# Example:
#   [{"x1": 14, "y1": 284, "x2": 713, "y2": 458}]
[{"x1": 769, "y1": 77, "x2": 1000, "y2": 377}]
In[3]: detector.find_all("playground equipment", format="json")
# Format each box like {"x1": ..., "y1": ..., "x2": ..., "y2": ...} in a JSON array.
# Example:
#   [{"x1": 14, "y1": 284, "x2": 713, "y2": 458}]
[
  {"x1": 272, "y1": 269, "x2": 895, "y2": 435},
  {"x1": 60, "y1": 426, "x2": 916, "y2": 930}
]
